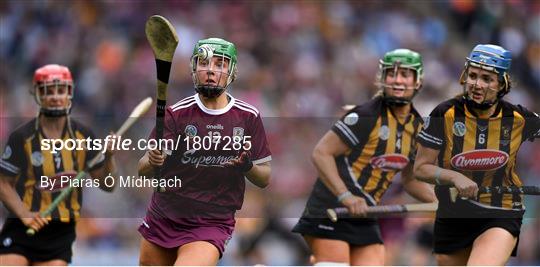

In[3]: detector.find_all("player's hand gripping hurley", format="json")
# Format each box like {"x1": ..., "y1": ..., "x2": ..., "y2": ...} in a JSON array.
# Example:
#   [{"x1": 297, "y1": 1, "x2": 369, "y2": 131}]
[
  {"x1": 26, "y1": 98, "x2": 153, "y2": 236},
  {"x1": 449, "y1": 185, "x2": 540, "y2": 202},
  {"x1": 145, "y1": 15, "x2": 179, "y2": 192},
  {"x1": 327, "y1": 186, "x2": 540, "y2": 222}
]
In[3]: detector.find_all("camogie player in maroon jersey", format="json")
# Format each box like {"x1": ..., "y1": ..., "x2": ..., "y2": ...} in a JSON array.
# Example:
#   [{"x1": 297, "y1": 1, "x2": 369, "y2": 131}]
[{"x1": 137, "y1": 38, "x2": 272, "y2": 265}]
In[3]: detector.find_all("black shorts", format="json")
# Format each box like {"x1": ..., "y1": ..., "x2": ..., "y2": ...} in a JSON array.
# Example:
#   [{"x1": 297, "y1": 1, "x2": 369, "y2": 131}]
[
  {"x1": 0, "y1": 218, "x2": 76, "y2": 263},
  {"x1": 434, "y1": 217, "x2": 522, "y2": 257},
  {"x1": 433, "y1": 189, "x2": 524, "y2": 257},
  {"x1": 292, "y1": 217, "x2": 383, "y2": 246},
  {"x1": 292, "y1": 180, "x2": 383, "y2": 246}
]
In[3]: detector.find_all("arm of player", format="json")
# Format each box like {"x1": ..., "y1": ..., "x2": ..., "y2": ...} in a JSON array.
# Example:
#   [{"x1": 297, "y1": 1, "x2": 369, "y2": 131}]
[
  {"x1": 221, "y1": 151, "x2": 271, "y2": 188},
  {"x1": 245, "y1": 161, "x2": 271, "y2": 188},
  {"x1": 138, "y1": 149, "x2": 166, "y2": 177},
  {"x1": 0, "y1": 174, "x2": 49, "y2": 231},
  {"x1": 312, "y1": 130, "x2": 368, "y2": 217},
  {"x1": 138, "y1": 151, "x2": 152, "y2": 177},
  {"x1": 401, "y1": 162, "x2": 436, "y2": 203},
  {"x1": 413, "y1": 143, "x2": 478, "y2": 198},
  {"x1": 88, "y1": 132, "x2": 118, "y2": 192}
]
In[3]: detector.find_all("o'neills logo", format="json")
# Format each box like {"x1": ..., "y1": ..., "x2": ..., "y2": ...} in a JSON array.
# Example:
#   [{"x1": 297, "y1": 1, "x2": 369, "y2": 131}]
[
  {"x1": 451, "y1": 149, "x2": 509, "y2": 171},
  {"x1": 370, "y1": 154, "x2": 409, "y2": 171}
]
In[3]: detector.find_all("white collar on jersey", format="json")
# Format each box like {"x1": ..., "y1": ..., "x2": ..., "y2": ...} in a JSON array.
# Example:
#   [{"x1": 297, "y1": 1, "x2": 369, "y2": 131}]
[{"x1": 195, "y1": 93, "x2": 236, "y2": 115}]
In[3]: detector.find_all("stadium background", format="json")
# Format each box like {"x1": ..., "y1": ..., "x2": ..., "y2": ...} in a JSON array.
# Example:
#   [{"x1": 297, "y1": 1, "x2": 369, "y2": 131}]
[{"x1": 1, "y1": 0, "x2": 539, "y2": 265}]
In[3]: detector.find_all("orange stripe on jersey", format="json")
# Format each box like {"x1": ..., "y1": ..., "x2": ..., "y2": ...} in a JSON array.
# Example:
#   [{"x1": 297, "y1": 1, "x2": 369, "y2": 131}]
[
  {"x1": 463, "y1": 108, "x2": 477, "y2": 151},
  {"x1": 351, "y1": 117, "x2": 381, "y2": 177},
  {"x1": 363, "y1": 113, "x2": 388, "y2": 194},
  {"x1": 463, "y1": 109, "x2": 478, "y2": 181},
  {"x1": 72, "y1": 130, "x2": 87, "y2": 219},
  {"x1": 22, "y1": 137, "x2": 35, "y2": 210},
  {"x1": 71, "y1": 188, "x2": 80, "y2": 219},
  {"x1": 442, "y1": 107, "x2": 455, "y2": 169},
  {"x1": 75, "y1": 131, "x2": 86, "y2": 169},
  {"x1": 478, "y1": 113, "x2": 503, "y2": 202},
  {"x1": 372, "y1": 110, "x2": 398, "y2": 200},
  {"x1": 508, "y1": 111, "x2": 525, "y2": 178},
  {"x1": 59, "y1": 136, "x2": 75, "y2": 222},
  {"x1": 39, "y1": 134, "x2": 53, "y2": 220},
  {"x1": 402, "y1": 115, "x2": 415, "y2": 158},
  {"x1": 385, "y1": 110, "x2": 398, "y2": 155},
  {"x1": 500, "y1": 111, "x2": 525, "y2": 209}
]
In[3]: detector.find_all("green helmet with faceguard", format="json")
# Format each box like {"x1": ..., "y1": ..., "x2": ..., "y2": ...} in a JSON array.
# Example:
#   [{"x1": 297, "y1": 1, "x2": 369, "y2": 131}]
[
  {"x1": 377, "y1": 48, "x2": 423, "y2": 105},
  {"x1": 190, "y1": 38, "x2": 238, "y2": 98}
]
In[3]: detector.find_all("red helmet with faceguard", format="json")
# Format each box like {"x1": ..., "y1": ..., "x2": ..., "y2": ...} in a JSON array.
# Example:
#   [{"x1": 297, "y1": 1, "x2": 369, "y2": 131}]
[{"x1": 32, "y1": 64, "x2": 74, "y2": 117}]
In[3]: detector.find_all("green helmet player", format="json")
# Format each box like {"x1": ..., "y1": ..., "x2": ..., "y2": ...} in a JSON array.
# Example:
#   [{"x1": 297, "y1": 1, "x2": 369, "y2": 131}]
[
  {"x1": 291, "y1": 47, "x2": 435, "y2": 265},
  {"x1": 376, "y1": 48, "x2": 423, "y2": 106},
  {"x1": 190, "y1": 37, "x2": 238, "y2": 98}
]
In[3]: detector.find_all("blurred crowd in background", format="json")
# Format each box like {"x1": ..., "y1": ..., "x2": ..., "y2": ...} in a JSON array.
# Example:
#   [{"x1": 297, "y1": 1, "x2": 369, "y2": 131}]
[{"x1": 1, "y1": 0, "x2": 539, "y2": 265}]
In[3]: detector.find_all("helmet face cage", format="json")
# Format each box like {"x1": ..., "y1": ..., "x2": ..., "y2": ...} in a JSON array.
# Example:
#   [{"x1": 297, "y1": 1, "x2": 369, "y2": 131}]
[
  {"x1": 32, "y1": 64, "x2": 74, "y2": 115},
  {"x1": 376, "y1": 49, "x2": 423, "y2": 105},
  {"x1": 190, "y1": 38, "x2": 237, "y2": 98},
  {"x1": 378, "y1": 63, "x2": 422, "y2": 90},
  {"x1": 34, "y1": 80, "x2": 74, "y2": 106},
  {"x1": 459, "y1": 44, "x2": 512, "y2": 109}
]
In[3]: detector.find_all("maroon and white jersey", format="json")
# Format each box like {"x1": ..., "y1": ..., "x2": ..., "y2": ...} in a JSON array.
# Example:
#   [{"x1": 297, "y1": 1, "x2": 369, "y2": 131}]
[{"x1": 148, "y1": 93, "x2": 272, "y2": 211}]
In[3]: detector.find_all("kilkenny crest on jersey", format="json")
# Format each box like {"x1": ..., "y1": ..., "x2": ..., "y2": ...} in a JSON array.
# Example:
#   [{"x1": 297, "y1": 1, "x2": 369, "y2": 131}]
[
  {"x1": 379, "y1": 125, "x2": 390, "y2": 140},
  {"x1": 31, "y1": 151, "x2": 43, "y2": 167},
  {"x1": 453, "y1": 122, "x2": 466, "y2": 137}
]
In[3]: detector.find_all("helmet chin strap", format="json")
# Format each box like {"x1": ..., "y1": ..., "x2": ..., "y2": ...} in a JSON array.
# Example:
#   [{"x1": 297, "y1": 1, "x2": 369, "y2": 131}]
[
  {"x1": 40, "y1": 107, "x2": 70, "y2": 117},
  {"x1": 195, "y1": 85, "x2": 225, "y2": 98},
  {"x1": 38, "y1": 99, "x2": 72, "y2": 118},
  {"x1": 463, "y1": 81, "x2": 499, "y2": 111},
  {"x1": 193, "y1": 67, "x2": 231, "y2": 98},
  {"x1": 383, "y1": 96, "x2": 411, "y2": 106},
  {"x1": 378, "y1": 66, "x2": 420, "y2": 106},
  {"x1": 378, "y1": 83, "x2": 419, "y2": 106},
  {"x1": 463, "y1": 96, "x2": 497, "y2": 110}
]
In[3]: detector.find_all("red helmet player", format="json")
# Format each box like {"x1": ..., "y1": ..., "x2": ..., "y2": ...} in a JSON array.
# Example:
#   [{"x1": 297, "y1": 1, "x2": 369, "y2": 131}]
[{"x1": 32, "y1": 64, "x2": 74, "y2": 117}]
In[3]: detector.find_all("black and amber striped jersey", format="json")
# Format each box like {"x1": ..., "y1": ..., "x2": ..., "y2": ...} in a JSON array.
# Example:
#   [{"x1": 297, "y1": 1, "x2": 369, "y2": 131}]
[
  {"x1": 0, "y1": 118, "x2": 104, "y2": 222},
  {"x1": 330, "y1": 96, "x2": 423, "y2": 205},
  {"x1": 418, "y1": 97, "x2": 540, "y2": 210}
]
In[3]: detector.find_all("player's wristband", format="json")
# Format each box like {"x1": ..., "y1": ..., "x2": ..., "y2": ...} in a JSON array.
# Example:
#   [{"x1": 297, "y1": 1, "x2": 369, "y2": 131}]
[
  {"x1": 240, "y1": 160, "x2": 254, "y2": 173},
  {"x1": 434, "y1": 167, "x2": 442, "y2": 185},
  {"x1": 337, "y1": 191, "x2": 353, "y2": 202},
  {"x1": 238, "y1": 153, "x2": 253, "y2": 173}
]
